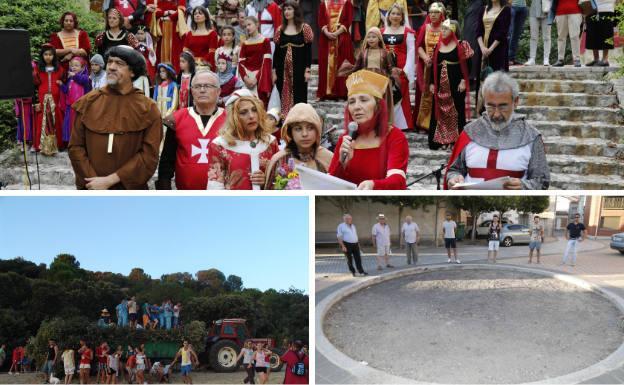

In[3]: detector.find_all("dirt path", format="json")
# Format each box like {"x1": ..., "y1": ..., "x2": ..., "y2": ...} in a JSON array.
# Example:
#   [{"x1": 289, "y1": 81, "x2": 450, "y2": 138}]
[
  {"x1": 0, "y1": 369, "x2": 287, "y2": 384},
  {"x1": 324, "y1": 268, "x2": 624, "y2": 384}
]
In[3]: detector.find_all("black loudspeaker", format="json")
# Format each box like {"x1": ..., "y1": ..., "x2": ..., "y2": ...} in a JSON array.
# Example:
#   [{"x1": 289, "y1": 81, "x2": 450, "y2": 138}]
[{"x1": 0, "y1": 29, "x2": 34, "y2": 99}]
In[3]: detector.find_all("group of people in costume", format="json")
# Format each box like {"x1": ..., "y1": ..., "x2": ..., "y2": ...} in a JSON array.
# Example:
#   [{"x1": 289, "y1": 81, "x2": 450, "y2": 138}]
[{"x1": 14, "y1": 0, "x2": 552, "y2": 190}]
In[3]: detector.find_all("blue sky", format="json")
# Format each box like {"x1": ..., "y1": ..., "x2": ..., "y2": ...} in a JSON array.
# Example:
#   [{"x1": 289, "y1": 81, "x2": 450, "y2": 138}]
[{"x1": 0, "y1": 196, "x2": 309, "y2": 292}]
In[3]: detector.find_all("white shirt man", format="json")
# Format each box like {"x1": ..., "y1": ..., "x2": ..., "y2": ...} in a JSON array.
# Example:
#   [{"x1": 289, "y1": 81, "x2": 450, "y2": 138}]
[
  {"x1": 372, "y1": 214, "x2": 393, "y2": 270},
  {"x1": 337, "y1": 214, "x2": 368, "y2": 276},
  {"x1": 442, "y1": 214, "x2": 460, "y2": 263},
  {"x1": 401, "y1": 216, "x2": 420, "y2": 264}
]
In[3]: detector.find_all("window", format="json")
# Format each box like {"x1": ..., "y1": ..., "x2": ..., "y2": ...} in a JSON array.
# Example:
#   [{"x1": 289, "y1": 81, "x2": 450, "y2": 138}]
[{"x1": 224, "y1": 325, "x2": 235, "y2": 335}]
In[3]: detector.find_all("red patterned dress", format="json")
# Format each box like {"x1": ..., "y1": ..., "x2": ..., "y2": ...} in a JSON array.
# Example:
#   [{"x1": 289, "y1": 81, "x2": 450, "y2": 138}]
[
  {"x1": 207, "y1": 135, "x2": 279, "y2": 190},
  {"x1": 382, "y1": 26, "x2": 416, "y2": 130}
]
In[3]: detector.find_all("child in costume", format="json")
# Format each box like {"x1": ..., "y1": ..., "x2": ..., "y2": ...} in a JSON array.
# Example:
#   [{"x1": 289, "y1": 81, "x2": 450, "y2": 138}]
[{"x1": 60, "y1": 56, "x2": 92, "y2": 149}]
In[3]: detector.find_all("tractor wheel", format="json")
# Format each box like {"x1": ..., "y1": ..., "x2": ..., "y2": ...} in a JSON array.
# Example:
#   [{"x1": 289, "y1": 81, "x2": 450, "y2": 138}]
[
  {"x1": 503, "y1": 237, "x2": 513, "y2": 247},
  {"x1": 209, "y1": 340, "x2": 240, "y2": 373},
  {"x1": 269, "y1": 351, "x2": 284, "y2": 372}
]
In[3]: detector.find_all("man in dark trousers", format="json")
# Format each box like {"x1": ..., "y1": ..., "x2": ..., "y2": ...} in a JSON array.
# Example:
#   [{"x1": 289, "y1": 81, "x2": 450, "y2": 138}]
[
  {"x1": 561, "y1": 213, "x2": 586, "y2": 267},
  {"x1": 337, "y1": 214, "x2": 368, "y2": 277}
]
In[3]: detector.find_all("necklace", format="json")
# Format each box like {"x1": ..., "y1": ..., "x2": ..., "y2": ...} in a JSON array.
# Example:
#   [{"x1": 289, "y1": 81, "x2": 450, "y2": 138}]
[{"x1": 249, "y1": 139, "x2": 257, "y2": 148}]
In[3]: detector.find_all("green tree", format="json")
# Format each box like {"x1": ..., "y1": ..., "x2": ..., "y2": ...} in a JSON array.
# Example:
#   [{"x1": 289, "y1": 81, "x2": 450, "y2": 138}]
[
  {"x1": 0, "y1": 257, "x2": 45, "y2": 278},
  {"x1": 0, "y1": 272, "x2": 32, "y2": 309},
  {"x1": 48, "y1": 253, "x2": 84, "y2": 282},
  {"x1": 224, "y1": 275, "x2": 243, "y2": 292},
  {"x1": 196, "y1": 269, "x2": 226, "y2": 291}
]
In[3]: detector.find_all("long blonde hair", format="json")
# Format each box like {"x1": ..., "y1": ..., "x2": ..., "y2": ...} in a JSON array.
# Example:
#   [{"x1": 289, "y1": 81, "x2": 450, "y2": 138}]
[{"x1": 221, "y1": 96, "x2": 272, "y2": 146}]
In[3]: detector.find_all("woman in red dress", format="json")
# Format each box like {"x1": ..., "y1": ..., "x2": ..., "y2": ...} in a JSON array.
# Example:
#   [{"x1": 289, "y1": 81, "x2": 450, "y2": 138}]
[
  {"x1": 382, "y1": 3, "x2": 416, "y2": 130},
  {"x1": 49, "y1": 12, "x2": 91, "y2": 73},
  {"x1": 182, "y1": 6, "x2": 219, "y2": 70},
  {"x1": 317, "y1": 0, "x2": 355, "y2": 100},
  {"x1": 329, "y1": 69, "x2": 409, "y2": 190},
  {"x1": 238, "y1": 17, "x2": 273, "y2": 105},
  {"x1": 32, "y1": 44, "x2": 65, "y2": 154},
  {"x1": 207, "y1": 94, "x2": 279, "y2": 190}
]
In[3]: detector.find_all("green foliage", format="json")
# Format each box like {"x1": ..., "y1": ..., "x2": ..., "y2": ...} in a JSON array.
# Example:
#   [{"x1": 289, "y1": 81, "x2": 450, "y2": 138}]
[
  {"x1": 0, "y1": 101, "x2": 14, "y2": 152},
  {"x1": 27, "y1": 316, "x2": 207, "y2": 371},
  {"x1": 614, "y1": 1, "x2": 624, "y2": 75},
  {"x1": 1, "y1": 254, "x2": 308, "y2": 363}
]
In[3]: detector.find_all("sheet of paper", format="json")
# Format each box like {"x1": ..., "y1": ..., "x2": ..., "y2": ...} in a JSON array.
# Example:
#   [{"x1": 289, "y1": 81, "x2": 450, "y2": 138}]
[
  {"x1": 296, "y1": 164, "x2": 358, "y2": 190},
  {"x1": 452, "y1": 176, "x2": 512, "y2": 190}
]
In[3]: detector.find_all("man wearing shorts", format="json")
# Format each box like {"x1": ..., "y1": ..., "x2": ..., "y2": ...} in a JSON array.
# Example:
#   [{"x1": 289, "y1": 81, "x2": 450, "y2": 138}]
[
  {"x1": 562, "y1": 213, "x2": 586, "y2": 267},
  {"x1": 372, "y1": 214, "x2": 394, "y2": 271},
  {"x1": 41, "y1": 339, "x2": 58, "y2": 383},
  {"x1": 127, "y1": 297, "x2": 138, "y2": 329},
  {"x1": 442, "y1": 213, "x2": 461, "y2": 263},
  {"x1": 487, "y1": 215, "x2": 501, "y2": 263},
  {"x1": 172, "y1": 340, "x2": 198, "y2": 384},
  {"x1": 529, "y1": 215, "x2": 544, "y2": 264}
]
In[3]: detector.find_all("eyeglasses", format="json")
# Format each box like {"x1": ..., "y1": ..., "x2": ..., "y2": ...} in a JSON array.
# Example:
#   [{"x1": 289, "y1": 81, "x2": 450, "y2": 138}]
[
  {"x1": 485, "y1": 104, "x2": 511, "y2": 113},
  {"x1": 192, "y1": 84, "x2": 219, "y2": 90}
]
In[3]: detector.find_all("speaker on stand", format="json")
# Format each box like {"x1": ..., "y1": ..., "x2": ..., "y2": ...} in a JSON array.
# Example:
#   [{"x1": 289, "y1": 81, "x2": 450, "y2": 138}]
[{"x1": 0, "y1": 29, "x2": 36, "y2": 189}]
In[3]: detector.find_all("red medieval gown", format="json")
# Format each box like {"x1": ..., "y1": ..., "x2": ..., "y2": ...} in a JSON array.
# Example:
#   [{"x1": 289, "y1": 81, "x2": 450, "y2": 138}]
[
  {"x1": 238, "y1": 36, "x2": 273, "y2": 105},
  {"x1": 49, "y1": 30, "x2": 91, "y2": 73},
  {"x1": 382, "y1": 26, "x2": 416, "y2": 130},
  {"x1": 207, "y1": 135, "x2": 279, "y2": 190},
  {"x1": 147, "y1": 0, "x2": 187, "y2": 71},
  {"x1": 33, "y1": 65, "x2": 65, "y2": 152},
  {"x1": 182, "y1": 30, "x2": 219, "y2": 70},
  {"x1": 317, "y1": 0, "x2": 354, "y2": 100},
  {"x1": 328, "y1": 127, "x2": 409, "y2": 189}
]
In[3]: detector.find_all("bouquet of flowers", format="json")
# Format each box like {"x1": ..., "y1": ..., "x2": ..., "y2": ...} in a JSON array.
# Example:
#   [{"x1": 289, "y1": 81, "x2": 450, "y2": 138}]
[{"x1": 273, "y1": 158, "x2": 301, "y2": 190}]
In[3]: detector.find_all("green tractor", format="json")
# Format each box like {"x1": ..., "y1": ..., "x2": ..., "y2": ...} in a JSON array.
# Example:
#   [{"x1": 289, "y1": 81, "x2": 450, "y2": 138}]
[{"x1": 203, "y1": 318, "x2": 284, "y2": 373}]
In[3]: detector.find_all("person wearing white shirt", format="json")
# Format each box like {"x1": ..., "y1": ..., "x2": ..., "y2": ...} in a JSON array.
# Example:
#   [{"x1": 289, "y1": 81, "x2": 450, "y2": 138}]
[
  {"x1": 372, "y1": 214, "x2": 393, "y2": 271},
  {"x1": 337, "y1": 214, "x2": 368, "y2": 277},
  {"x1": 401, "y1": 215, "x2": 420, "y2": 264},
  {"x1": 441, "y1": 213, "x2": 461, "y2": 263}
]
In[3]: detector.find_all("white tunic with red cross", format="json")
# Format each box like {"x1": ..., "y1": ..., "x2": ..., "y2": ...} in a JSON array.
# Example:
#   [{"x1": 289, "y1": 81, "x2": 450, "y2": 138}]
[
  {"x1": 464, "y1": 141, "x2": 531, "y2": 183},
  {"x1": 246, "y1": 2, "x2": 282, "y2": 40},
  {"x1": 174, "y1": 107, "x2": 226, "y2": 190}
]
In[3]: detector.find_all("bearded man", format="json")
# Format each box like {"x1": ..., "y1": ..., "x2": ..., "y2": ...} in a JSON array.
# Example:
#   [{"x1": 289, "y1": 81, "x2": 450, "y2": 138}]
[{"x1": 445, "y1": 71, "x2": 550, "y2": 190}]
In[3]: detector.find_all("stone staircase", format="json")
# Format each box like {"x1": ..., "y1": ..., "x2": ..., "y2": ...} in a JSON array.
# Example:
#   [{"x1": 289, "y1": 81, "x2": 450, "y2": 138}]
[
  {"x1": 1, "y1": 65, "x2": 623, "y2": 190},
  {"x1": 308, "y1": 65, "x2": 624, "y2": 190}
]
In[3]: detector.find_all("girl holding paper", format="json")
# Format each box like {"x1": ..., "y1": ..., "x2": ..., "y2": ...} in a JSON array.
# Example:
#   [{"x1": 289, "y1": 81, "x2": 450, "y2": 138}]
[{"x1": 264, "y1": 103, "x2": 333, "y2": 190}]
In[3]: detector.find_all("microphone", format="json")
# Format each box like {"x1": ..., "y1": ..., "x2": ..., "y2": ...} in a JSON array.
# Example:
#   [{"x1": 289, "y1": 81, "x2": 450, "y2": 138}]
[{"x1": 341, "y1": 122, "x2": 358, "y2": 163}]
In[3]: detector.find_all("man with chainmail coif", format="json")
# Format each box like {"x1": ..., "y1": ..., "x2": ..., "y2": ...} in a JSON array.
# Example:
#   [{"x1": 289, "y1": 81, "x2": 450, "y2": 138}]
[{"x1": 445, "y1": 71, "x2": 550, "y2": 190}]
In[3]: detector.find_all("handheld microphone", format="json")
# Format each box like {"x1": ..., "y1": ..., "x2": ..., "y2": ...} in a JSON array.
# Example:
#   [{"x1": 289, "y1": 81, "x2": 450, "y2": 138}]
[{"x1": 341, "y1": 122, "x2": 358, "y2": 163}]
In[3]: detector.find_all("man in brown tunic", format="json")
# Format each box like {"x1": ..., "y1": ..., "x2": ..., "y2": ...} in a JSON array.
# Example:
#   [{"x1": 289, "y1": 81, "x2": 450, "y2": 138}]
[{"x1": 69, "y1": 45, "x2": 162, "y2": 189}]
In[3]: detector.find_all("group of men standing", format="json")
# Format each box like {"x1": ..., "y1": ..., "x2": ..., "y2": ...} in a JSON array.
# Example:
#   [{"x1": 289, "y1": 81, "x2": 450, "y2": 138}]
[{"x1": 334, "y1": 211, "x2": 587, "y2": 274}]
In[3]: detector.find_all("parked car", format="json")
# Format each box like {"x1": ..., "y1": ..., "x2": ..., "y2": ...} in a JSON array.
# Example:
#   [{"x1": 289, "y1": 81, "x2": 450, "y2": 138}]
[
  {"x1": 611, "y1": 233, "x2": 624, "y2": 254},
  {"x1": 467, "y1": 218, "x2": 511, "y2": 238},
  {"x1": 500, "y1": 224, "x2": 531, "y2": 247}
]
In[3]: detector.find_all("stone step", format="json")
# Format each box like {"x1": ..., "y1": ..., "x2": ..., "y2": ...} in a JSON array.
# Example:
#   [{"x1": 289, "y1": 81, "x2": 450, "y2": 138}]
[
  {"x1": 518, "y1": 79, "x2": 614, "y2": 95},
  {"x1": 519, "y1": 92, "x2": 618, "y2": 108},
  {"x1": 406, "y1": 164, "x2": 624, "y2": 190},
  {"x1": 547, "y1": 154, "x2": 624, "y2": 176},
  {"x1": 549, "y1": 172, "x2": 624, "y2": 189},
  {"x1": 542, "y1": 136, "x2": 624, "y2": 157},
  {"x1": 515, "y1": 105, "x2": 623, "y2": 124},
  {"x1": 509, "y1": 66, "x2": 616, "y2": 81},
  {"x1": 531, "y1": 120, "x2": 622, "y2": 140}
]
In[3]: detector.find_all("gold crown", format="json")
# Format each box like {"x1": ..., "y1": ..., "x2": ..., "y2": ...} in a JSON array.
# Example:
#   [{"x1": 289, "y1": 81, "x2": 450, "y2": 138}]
[
  {"x1": 442, "y1": 19, "x2": 456, "y2": 32},
  {"x1": 346, "y1": 70, "x2": 389, "y2": 99},
  {"x1": 429, "y1": 2, "x2": 445, "y2": 13}
]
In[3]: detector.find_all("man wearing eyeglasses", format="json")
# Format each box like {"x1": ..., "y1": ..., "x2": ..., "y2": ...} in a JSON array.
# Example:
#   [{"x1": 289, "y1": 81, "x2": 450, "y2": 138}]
[
  {"x1": 561, "y1": 213, "x2": 586, "y2": 267},
  {"x1": 156, "y1": 70, "x2": 226, "y2": 190},
  {"x1": 445, "y1": 71, "x2": 550, "y2": 190}
]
